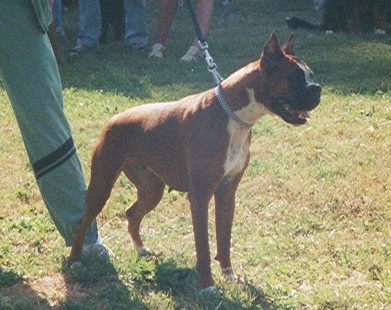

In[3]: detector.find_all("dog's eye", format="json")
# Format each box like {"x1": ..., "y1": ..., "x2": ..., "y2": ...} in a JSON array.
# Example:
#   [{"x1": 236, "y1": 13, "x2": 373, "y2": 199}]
[
  {"x1": 296, "y1": 63, "x2": 314, "y2": 81},
  {"x1": 289, "y1": 69, "x2": 306, "y2": 87}
]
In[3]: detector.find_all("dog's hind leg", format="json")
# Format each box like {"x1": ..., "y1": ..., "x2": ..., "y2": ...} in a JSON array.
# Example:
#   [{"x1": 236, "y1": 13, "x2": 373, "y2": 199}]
[
  {"x1": 69, "y1": 149, "x2": 122, "y2": 262},
  {"x1": 123, "y1": 166, "x2": 165, "y2": 255}
]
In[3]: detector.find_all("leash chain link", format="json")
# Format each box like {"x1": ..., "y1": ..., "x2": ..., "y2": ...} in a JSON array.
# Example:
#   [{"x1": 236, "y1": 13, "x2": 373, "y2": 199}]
[
  {"x1": 198, "y1": 40, "x2": 224, "y2": 85},
  {"x1": 184, "y1": 0, "x2": 250, "y2": 128},
  {"x1": 185, "y1": 0, "x2": 223, "y2": 84},
  {"x1": 214, "y1": 86, "x2": 253, "y2": 129}
]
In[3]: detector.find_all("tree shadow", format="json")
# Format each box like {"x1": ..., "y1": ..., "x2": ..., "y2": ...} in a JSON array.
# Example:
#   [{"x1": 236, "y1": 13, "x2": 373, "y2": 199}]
[
  {"x1": 305, "y1": 34, "x2": 391, "y2": 95},
  {"x1": 57, "y1": 5, "x2": 214, "y2": 101},
  {"x1": 58, "y1": 42, "x2": 213, "y2": 101}
]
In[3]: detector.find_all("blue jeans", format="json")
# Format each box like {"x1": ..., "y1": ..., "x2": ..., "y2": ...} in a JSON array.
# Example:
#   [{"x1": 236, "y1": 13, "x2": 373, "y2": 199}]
[
  {"x1": 77, "y1": 0, "x2": 148, "y2": 47},
  {"x1": 53, "y1": 0, "x2": 64, "y2": 36},
  {"x1": 124, "y1": 0, "x2": 148, "y2": 46}
]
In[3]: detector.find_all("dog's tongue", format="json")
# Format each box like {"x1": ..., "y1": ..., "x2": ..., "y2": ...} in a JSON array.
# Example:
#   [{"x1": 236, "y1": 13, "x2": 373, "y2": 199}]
[{"x1": 299, "y1": 111, "x2": 310, "y2": 120}]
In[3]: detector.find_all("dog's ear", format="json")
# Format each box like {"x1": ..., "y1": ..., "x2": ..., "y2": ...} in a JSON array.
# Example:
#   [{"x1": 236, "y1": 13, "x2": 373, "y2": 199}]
[
  {"x1": 260, "y1": 32, "x2": 284, "y2": 69},
  {"x1": 262, "y1": 32, "x2": 281, "y2": 55},
  {"x1": 282, "y1": 33, "x2": 295, "y2": 55}
]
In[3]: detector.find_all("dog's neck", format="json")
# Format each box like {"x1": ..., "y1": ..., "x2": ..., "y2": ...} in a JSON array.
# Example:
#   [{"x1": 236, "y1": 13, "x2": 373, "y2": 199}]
[{"x1": 217, "y1": 60, "x2": 269, "y2": 128}]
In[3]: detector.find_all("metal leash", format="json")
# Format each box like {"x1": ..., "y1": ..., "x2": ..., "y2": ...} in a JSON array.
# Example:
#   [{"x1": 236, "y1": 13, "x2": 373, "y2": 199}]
[
  {"x1": 184, "y1": 0, "x2": 252, "y2": 128},
  {"x1": 184, "y1": 0, "x2": 224, "y2": 85}
]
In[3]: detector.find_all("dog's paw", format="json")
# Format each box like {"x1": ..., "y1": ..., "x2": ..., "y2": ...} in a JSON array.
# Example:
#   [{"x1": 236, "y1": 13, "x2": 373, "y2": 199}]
[
  {"x1": 200, "y1": 286, "x2": 218, "y2": 294},
  {"x1": 69, "y1": 260, "x2": 83, "y2": 270},
  {"x1": 221, "y1": 267, "x2": 244, "y2": 284},
  {"x1": 137, "y1": 246, "x2": 153, "y2": 256},
  {"x1": 67, "y1": 254, "x2": 81, "y2": 267},
  {"x1": 225, "y1": 273, "x2": 244, "y2": 284}
]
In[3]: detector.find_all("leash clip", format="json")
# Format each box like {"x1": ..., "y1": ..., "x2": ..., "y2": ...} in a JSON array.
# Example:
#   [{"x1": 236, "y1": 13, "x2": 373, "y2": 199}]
[
  {"x1": 198, "y1": 40, "x2": 223, "y2": 84},
  {"x1": 199, "y1": 41, "x2": 215, "y2": 69},
  {"x1": 186, "y1": 0, "x2": 224, "y2": 85}
]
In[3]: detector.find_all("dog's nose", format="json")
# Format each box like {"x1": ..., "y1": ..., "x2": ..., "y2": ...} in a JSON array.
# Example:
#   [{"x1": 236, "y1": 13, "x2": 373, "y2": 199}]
[
  {"x1": 308, "y1": 83, "x2": 321, "y2": 94},
  {"x1": 307, "y1": 83, "x2": 321, "y2": 103}
]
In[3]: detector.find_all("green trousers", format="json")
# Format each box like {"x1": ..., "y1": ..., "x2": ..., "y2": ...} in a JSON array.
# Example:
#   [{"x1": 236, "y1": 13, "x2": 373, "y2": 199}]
[{"x1": 0, "y1": 0, "x2": 97, "y2": 246}]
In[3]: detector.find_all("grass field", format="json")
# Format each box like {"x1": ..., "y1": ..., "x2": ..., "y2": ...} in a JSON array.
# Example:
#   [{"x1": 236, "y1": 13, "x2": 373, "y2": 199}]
[{"x1": 1, "y1": 0, "x2": 390, "y2": 309}]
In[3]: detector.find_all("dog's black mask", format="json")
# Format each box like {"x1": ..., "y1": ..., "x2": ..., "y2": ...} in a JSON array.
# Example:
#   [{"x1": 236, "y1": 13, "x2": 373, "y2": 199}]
[
  {"x1": 270, "y1": 65, "x2": 321, "y2": 125},
  {"x1": 260, "y1": 33, "x2": 321, "y2": 125}
]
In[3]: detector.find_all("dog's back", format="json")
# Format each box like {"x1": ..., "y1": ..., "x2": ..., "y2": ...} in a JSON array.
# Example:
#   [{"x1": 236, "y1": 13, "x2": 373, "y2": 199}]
[{"x1": 93, "y1": 90, "x2": 229, "y2": 192}]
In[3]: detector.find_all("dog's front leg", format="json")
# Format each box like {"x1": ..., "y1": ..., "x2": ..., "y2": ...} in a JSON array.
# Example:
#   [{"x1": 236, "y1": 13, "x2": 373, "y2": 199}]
[
  {"x1": 214, "y1": 174, "x2": 243, "y2": 283},
  {"x1": 188, "y1": 188, "x2": 215, "y2": 290}
]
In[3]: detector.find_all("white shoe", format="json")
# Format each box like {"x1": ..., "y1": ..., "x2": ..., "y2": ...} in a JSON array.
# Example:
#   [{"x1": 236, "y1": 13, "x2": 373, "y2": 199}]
[
  {"x1": 82, "y1": 234, "x2": 111, "y2": 258},
  {"x1": 179, "y1": 46, "x2": 203, "y2": 63},
  {"x1": 149, "y1": 43, "x2": 165, "y2": 59}
]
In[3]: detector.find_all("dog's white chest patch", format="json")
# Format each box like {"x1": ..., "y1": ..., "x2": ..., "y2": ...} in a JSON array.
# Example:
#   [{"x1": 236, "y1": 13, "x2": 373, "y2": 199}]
[
  {"x1": 223, "y1": 122, "x2": 250, "y2": 179},
  {"x1": 235, "y1": 88, "x2": 270, "y2": 125},
  {"x1": 223, "y1": 88, "x2": 268, "y2": 179}
]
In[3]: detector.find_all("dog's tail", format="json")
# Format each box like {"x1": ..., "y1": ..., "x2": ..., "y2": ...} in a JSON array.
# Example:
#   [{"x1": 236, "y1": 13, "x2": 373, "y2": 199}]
[{"x1": 285, "y1": 16, "x2": 320, "y2": 30}]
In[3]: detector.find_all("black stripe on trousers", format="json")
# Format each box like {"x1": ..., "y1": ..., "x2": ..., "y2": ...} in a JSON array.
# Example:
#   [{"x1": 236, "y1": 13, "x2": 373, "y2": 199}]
[{"x1": 32, "y1": 137, "x2": 76, "y2": 179}]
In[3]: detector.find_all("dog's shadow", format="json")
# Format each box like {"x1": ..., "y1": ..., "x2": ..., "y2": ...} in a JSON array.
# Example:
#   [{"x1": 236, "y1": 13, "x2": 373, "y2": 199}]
[
  {"x1": 0, "y1": 268, "x2": 52, "y2": 308},
  {"x1": 61, "y1": 255, "x2": 147, "y2": 308},
  {"x1": 61, "y1": 254, "x2": 274, "y2": 309},
  {"x1": 127, "y1": 255, "x2": 273, "y2": 309}
]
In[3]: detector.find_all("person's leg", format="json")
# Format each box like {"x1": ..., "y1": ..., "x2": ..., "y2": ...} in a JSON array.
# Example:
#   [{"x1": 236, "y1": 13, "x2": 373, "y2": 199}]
[
  {"x1": 0, "y1": 0, "x2": 98, "y2": 246},
  {"x1": 191, "y1": 0, "x2": 214, "y2": 47},
  {"x1": 99, "y1": 0, "x2": 111, "y2": 44},
  {"x1": 155, "y1": 0, "x2": 180, "y2": 45},
  {"x1": 180, "y1": 0, "x2": 214, "y2": 62},
  {"x1": 124, "y1": 0, "x2": 148, "y2": 48},
  {"x1": 149, "y1": 0, "x2": 179, "y2": 58},
  {"x1": 53, "y1": 0, "x2": 65, "y2": 36},
  {"x1": 110, "y1": 0, "x2": 125, "y2": 41},
  {"x1": 76, "y1": 0, "x2": 101, "y2": 48}
]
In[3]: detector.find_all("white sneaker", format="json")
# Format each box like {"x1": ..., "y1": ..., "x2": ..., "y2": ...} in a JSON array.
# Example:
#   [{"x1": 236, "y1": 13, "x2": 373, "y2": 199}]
[
  {"x1": 149, "y1": 43, "x2": 165, "y2": 59},
  {"x1": 179, "y1": 46, "x2": 203, "y2": 63},
  {"x1": 82, "y1": 234, "x2": 111, "y2": 258}
]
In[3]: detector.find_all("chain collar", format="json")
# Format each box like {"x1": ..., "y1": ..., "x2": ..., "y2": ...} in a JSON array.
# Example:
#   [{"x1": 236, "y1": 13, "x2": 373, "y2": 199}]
[{"x1": 214, "y1": 85, "x2": 253, "y2": 129}]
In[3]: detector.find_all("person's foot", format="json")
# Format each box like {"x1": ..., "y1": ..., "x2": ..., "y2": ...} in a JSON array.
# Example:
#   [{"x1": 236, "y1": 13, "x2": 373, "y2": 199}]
[
  {"x1": 221, "y1": 0, "x2": 232, "y2": 6},
  {"x1": 149, "y1": 43, "x2": 165, "y2": 59},
  {"x1": 179, "y1": 46, "x2": 203, "y2": 62},
  {"x1": 68, "y1": 44, "x2": 92, "y2": 57},
  {"x1": 82, "y1": 234, "x2": 111, "y2": 258},
  {"x1": 129, "y1": 42, "x2": 147, "y2": 52}
]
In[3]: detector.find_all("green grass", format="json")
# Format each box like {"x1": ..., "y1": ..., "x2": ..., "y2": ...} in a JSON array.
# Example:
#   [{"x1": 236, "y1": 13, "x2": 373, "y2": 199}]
[{"x1": 1, "y1": 0, "x2": 390, "y2": 308}]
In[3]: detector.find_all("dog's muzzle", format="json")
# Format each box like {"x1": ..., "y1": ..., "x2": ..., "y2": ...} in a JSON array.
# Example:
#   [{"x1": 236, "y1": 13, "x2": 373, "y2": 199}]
[
  {"x1": 271, "y1": 83, "x2": 321, "y2": 125},
  {"x1": 306, "y1": 83, "x2": 322, "y2": 109}
]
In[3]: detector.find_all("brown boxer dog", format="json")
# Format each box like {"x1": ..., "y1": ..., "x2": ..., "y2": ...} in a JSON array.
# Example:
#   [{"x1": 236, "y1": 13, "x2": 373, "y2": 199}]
[{"x1": 69, "y1": 33, "x2": 321, "y2": 291}]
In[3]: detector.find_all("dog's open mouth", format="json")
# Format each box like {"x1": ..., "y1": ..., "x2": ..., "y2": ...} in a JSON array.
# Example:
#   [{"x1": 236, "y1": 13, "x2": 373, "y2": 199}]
[
  {"x1": 271, "y1": 98, "x2": 312, "y2": 125},
  {"x1": 282, "y1": 104, "x2": 310, "y2": 124}
]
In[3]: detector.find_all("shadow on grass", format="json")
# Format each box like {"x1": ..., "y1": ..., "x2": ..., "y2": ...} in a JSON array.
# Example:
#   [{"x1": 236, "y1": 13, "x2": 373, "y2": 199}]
[
  {"x1": 125, "y1": 255, "x2": 274, "y2": 309},
  {"x1": 0, "y1": 267, "x2": 52, "y2": 309},
  {"x1": 61, "y1": 255, "x2": 147, "y2": 309},
  {"x1": 55, "y1": 0, "x2": 391, "y2": 99},
  {"x1": 57, "y1": 30, "x2": 391, "y2": 105},
  {"x1": 55, "y1": 2, "x2": 391, "y2": 99},
  {"x1": 59, "y1": 253, "x2": 275, "y2": 309},
  {"x1": 59, "y1": 45, "x2": 213, "y2": 101}
]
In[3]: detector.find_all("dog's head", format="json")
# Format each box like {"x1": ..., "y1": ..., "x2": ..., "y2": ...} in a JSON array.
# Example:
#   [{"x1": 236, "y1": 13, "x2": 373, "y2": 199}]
[{"x1": 258, "y1": 33, "x2": 321, "y2": 125}]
